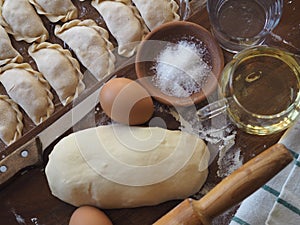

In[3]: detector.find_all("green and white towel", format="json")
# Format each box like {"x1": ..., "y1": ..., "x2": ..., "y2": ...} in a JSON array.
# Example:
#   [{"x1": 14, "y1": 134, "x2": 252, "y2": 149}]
[{"x1": 230, "y1": 147, "x2": 300, "y2": 225}]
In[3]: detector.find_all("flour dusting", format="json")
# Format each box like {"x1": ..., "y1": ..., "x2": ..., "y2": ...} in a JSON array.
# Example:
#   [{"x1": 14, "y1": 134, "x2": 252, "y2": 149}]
[
  {"x1": 31, "y1": 217, "x2": 41, "y2": 225},
  {"x1": 11, "y1": 208, "x2": 26, "y2": 225},
  {"x1": 160, "y1": 104, "x2": 243, "y2": 177},
  {"x1": 197, "y1": 182, "x2": 216, "y2": 196},
  {"x1": 217, "y1": 147, "x2": 243, "y2": 178}
]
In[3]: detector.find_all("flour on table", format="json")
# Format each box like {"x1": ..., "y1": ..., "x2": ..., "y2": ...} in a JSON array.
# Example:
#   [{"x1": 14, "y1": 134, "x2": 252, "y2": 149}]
[
  {"x1": 217, "y1": 147, "x2": 243, "y2": 178},
  {"x1": 196, "y1": 182, "x2": 216, "y2": 197},
  {"x1": 161, "y1": 104, "x2": 242, "y2": 177},
  {"x1": 31, "y1": 217, "x2": 42, "y2": 225},
  {"x1": 11, "y1": 208, "x2": 26, "y2": 225}
]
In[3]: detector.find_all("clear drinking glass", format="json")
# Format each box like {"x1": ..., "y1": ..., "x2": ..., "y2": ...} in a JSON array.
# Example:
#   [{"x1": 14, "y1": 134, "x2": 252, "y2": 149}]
[
  {"x1": 198, "y1": 46, "x2": 300, "y2": 135},
  {"x1": 207, "y1": 0, "x2": 283, "y2": 53}
]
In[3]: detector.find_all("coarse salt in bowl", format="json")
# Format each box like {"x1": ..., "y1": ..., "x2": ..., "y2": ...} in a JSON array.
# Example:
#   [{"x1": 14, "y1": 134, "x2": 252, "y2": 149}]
[{"x1": 135, "y1": 21, "x2": 224, "y2": 107}]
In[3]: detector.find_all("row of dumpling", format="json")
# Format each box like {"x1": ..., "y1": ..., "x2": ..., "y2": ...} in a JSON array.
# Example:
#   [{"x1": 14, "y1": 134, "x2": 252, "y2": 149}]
[
  {"x1": 0, "y1": 18, "x2": 116, "y2": 108},
  {"x1": 0, "y1": 0, "x2": 180, "y2": 146},
  {"x1": 0, "y1": 0, "x2": 80, "y2": 146},
  {"x1": 0, "y1": 0, "x2": 180, "y2": 86},
  {"x1": 0, "y1": 0, "x2": 180, "y2": 56},
  {"x1": 0, "y1": 3, "x2": 111, "y2": 145},
  {"x1": 0, "y1": 0, "x2": 78, "y2": 43},
  {"x1": 0, "y1": 24, "x2": 53, "y2": 146},
  {"x1": 54, "y1": 0, "x2": 180, "y2": 57},
  {"x1": 0, "y1": 0, "x2": 180, "y2": 80},
  {"x1": 0, "y1": 19, "x2": 115, "y2": 145},
  {"x1": 91, "y1": 0, "x2": 180, "y2": 57},
  {"x1": 0, "y1": 1, "x2": 107, "y2": 145},
  {"x1": 0, "y1": 19, "x2": 96, "y2": 145}
]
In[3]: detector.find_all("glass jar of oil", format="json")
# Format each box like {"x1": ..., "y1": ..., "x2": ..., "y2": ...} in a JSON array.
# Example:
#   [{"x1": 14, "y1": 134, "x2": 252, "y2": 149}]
[{"x1": 220, "y1": 46, "x2": 300, "y2": 135}]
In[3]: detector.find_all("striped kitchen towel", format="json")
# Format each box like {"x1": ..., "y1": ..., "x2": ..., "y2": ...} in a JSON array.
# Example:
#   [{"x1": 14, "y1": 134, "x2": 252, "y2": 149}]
[{"x1": 230, "y1": 150, "x2": 300, "y2": 225}]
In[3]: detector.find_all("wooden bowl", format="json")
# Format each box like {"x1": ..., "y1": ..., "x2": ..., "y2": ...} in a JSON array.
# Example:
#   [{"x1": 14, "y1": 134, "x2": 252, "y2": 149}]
[{"x1": 135, "y1": 21, "x2": 224, "y2": 106}]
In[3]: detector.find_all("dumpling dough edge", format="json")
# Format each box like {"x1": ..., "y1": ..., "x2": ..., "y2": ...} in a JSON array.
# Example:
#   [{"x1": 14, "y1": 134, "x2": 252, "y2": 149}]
[
  {"x1": 0, "y1": 95, "x2": 23, "y2": 145},
  {"x1": 28, "y1": 42, "x2": 85, "y2": 105}
]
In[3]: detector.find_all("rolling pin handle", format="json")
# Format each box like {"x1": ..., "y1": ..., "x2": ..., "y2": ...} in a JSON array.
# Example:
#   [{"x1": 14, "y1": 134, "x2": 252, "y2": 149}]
[
  {"x1": 154, "y1": 143, "x2": 293, "y2": 225},
  {"x1": 192, "y1": 143, "x2": 293, "y2": 221}
]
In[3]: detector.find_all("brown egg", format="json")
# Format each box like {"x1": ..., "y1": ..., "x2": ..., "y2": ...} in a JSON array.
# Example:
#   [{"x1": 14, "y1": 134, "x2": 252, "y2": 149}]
[
  {"x1": 99, "y1": 77, "x2": 154, "y2": 125},
  {"x1": 69, "y1": 206, "x2": 113, "y2": 225}
]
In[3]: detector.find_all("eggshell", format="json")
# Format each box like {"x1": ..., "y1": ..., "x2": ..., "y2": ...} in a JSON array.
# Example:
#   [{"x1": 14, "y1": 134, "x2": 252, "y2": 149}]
[
  {"x1": 99, "y1": 77, "x2": 154, "y2": 125},
  {"x1": 69, "y1": 206, "x2": 113, "y2": 225}
]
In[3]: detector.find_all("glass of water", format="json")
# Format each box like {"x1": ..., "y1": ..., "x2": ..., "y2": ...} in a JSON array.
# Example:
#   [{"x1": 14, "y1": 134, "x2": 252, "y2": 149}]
[{"x1": 207, "y1": 0, "x2": 283, "y2": 53}]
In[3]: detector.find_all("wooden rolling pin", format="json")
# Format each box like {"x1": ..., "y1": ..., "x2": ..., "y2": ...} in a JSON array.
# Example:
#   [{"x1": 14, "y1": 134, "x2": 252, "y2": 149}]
[{"x1": 154, "y1": 143, "x2": 293, "y2": 225}]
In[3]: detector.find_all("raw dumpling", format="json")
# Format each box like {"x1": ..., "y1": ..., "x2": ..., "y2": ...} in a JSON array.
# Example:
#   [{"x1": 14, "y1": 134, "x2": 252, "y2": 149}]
[
  {"x1": 55, "y1": 19, "x2": 115, "y2": 80},
  {"x1": 28, "y1": 42, "x2": 85, "y2": 106},
  {"x1": 28, "y1": 0, "x2": 78, "y2": 23},
  {"x1": 0, "y1": 95, "x2": 23, "y2": 145},
  {"x1": 0, "y1": 63, "x2": 54, "y2": 125},
  {"x1": 0, "y1": 0, "x2": 49, "y2": 43},
  {"x1": 46, "y1": 125, "x2": 210, "y2": 208},
  {"x1": 0, "y1": 25, "x2": 22, "y2": 66},
  {"x1": 132, "y1": 0, "x2": 179, "y2": 30},
  {"x1": 92, "y1": 0, "x2": 148, "y2": 57}
]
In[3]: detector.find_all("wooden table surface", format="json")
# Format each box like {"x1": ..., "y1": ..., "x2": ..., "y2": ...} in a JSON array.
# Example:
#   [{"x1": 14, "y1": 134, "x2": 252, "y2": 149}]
[{"x1": 0, "y1": 1, "x2": 299, "y2": 225}]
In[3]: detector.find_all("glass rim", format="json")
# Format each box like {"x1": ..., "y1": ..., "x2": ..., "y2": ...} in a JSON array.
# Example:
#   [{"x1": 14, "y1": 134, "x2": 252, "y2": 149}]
[
  {"x1": 228, "y1": 46, "x2": 300, "y2": 119},
  {"x1": 207, "y1": 0, "x2": 284, "y2": 43}
]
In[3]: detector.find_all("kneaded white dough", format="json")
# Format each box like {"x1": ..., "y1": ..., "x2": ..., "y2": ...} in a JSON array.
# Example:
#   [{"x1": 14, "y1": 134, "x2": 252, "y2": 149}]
[{"x1": 45, "y1": 124, "x2": 210, "y2": 209}]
